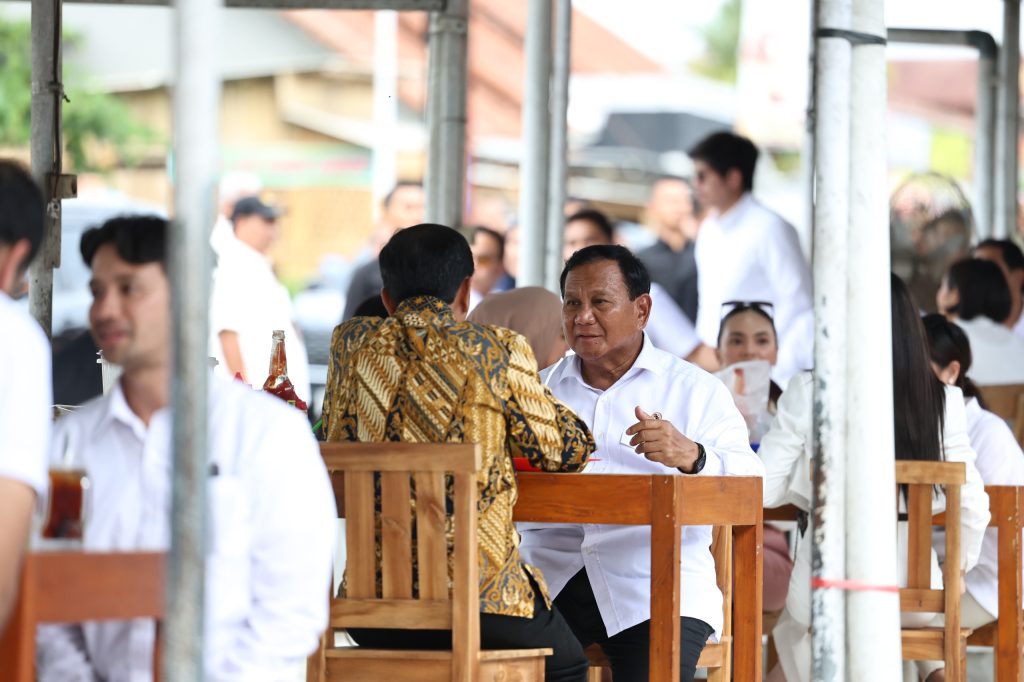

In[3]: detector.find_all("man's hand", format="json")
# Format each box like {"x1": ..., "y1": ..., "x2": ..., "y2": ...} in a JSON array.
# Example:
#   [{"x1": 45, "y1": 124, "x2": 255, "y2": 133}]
[{"x1": 625, "y1": 406, "x2": 700, "y2": 472}]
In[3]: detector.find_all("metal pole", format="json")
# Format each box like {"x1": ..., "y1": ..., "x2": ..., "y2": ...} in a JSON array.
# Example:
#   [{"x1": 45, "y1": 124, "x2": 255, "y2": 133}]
[
  {"x1": 372, "y1": 10, "x2": 399, "y2": 214},
  {"x1": 886, "y1": 29, "x2": 998, "y2": 238},
  {"x1": 517, "y1": 0, "x2": 552, "y2": 287},
  {"x1": 810, "y1": 0, "x2": 851, "y2": 678},
  {"x1": 164, "y1": 0, "x2": 220, "y2": 678},
  {"x1": 544, "y1": 0, "x2": 571, "y2": 293},
  {"x1": 846, "y1": 0, "x2": 902, "y2": 676},
  {"x1": 29, "y1": 0, "x2": 62, "y2": 338},
  {"x1": 424, "y1": 0, "x2": 469, "y2": 228},
  {"x1": 996, "y1": 0, "x2": 1020, "y2": 239}
]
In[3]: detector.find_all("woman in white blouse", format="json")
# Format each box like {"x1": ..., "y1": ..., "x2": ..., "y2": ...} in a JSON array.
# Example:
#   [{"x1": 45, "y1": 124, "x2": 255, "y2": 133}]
[
  {"x1": 762, "y1": 274, "x2": 990, "y2": 682},
  {"x1": 923, "y1": 313, "x2": 1024, "y2": 629},
  {"x1": 936, "y1": 257, "x2": 1024, "y2": 386}
]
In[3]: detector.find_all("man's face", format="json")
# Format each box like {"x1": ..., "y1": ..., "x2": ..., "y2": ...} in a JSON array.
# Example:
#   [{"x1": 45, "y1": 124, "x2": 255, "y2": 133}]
[
  {"x1": 563, "y1": 219, "x2": 610, "y2": 261},
  {"x1": 975, "y1": 245, "x2": 1024, "y2": 295},
  {"x1": 383, "y1": 186, "x2": 425, "y2": 230},
  {"x1": 470, "y1": 232, "x2": 505, "y2": 294},
  {"x1": 647, "y1": 180, "x2": 695, "y2": 231},
  {"x1": 693, "y1": 161, "x2": 734, "y2": 212},
  {"x1": 504, "y1": 229, "x2": 519, "y2": 278},
  {"x1": 234, "y1": 215, "x2": 279, "y2": 254},
  {"x1": 562, "y1": 259, "x2": 650, "y2": 363},
  {"x1": 88, "y1": 243, "x2": 171, "y2": 371}
]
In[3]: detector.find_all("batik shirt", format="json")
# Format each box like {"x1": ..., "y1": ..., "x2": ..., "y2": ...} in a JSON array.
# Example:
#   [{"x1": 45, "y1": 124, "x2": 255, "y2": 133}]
[{"x1": 322, "y1": 295, "x2": 594, "y2": 618}]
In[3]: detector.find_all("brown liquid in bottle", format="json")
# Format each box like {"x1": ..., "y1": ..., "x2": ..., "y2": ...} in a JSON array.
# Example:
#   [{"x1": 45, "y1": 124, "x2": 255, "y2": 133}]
[{"x1": 262, "y1": 330, "x2": 308, "y2": 412}]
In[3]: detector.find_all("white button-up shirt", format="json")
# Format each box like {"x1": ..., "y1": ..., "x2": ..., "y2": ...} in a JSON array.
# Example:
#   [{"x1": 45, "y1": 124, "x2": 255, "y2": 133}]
[
  {"x1": 956, "y1": 316, "x2": 1024, "y2": 386},
  {"x1": 37, "y1": 375, "x2": 336, "y2": 682},
  {"x1": 694, "y1": 193, "x2": 813, "y2": 383},
  {"x1": 647, "y1": 283, "x2": 700, "y2": 359},
  {"x1": 518, "y1": 336, "x2": 764, "y2": 638},
  {"x1": 210, "y1": 237, "x2": 311, "y2": 403},
  {"x1": 0, "y1": 292, "x2": 50, "y2": 498}
]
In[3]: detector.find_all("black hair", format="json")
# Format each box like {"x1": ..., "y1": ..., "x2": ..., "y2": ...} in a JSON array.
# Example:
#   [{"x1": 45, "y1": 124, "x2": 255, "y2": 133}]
[
  {"x1": 566, "y1": 209, "x2": 615, "y2": 242},
  {"x1": 922, "y1": 313, "x2": 984, "y2": 407},
  {"x1": 687, "y1": 131, "x2": 759, "y2": 192},
  {"x1": 471, "y1": 226, "x2": 505, "y2": 261},
  {"x1": 943, "y1": 258, "x2": 1012, "y2": 323},
  {"x1": 379, "y1": 223, "x2": 474, "y2": 304},
  {"x1": 559, "y1": 244, "x2": 650, "y2": 300},
  {"x1": 382, "y1": 181, "x2": 422, "y2": 208},
  {"x1": 976, "y1": 238, "x2": 1024, "y2": 274},
  {"x1": 0, "y1": 159, "x2": 45, "y2": 268},
  {"x1": 891, "y1": 273, "x2": 946, "y2": 464},
  {"x1": 352, "y1": 295, "x2": 389, "y2": 319},
  {"x1": 716, "y1": 303, "x2": 778, "y2": 347},
  {"x1": 80, "y1": 215, "x2": 168, "y2": 270}
]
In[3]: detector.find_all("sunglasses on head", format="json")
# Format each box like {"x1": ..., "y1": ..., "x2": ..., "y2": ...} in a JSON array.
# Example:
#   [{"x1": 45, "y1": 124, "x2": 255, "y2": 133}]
[{"x1": 720, "y1": 300, "x2": 775, "y2": 320}]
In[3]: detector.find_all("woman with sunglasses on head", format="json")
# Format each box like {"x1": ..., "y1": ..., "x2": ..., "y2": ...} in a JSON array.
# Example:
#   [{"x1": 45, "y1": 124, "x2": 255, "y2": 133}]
[
  {"x1": 762, "y1": 274, "x2": 989, "y2": 682},
  {"x1": 922, "y1": 314, "x2": 1024, "y2": 649},
  {"x1": 716, "y1": 301, "x2": 793, "y2": 615}
]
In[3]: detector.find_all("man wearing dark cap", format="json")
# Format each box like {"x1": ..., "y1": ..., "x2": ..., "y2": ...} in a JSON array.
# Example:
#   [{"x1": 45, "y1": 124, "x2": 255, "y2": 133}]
[{"x1": 210, "y1": 196, "x2": 310, "y2": 401}]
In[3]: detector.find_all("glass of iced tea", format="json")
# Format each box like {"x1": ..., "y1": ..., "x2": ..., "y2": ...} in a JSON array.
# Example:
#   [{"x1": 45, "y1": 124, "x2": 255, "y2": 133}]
[{"x1": 42, "y1": 467, "x2": 89, "y2": 542}]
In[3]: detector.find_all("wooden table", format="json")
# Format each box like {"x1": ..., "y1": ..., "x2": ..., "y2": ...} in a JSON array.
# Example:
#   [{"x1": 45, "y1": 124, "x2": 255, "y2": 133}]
[
  {"x1": 0, "y1": 551, "x2": 165, "y2": 682},
  {"x1": 512, "y1": 473, "x2": 764, "y2": 682}
]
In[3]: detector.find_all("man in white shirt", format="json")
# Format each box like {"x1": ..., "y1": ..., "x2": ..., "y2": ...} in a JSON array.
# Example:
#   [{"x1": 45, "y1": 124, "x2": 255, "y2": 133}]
[
  {"x1": 518, "y1": 245, "x2": 764, "y2": 682},
  {"x1": 210, "y1": 196, "x2": 310, "y2": 402},
  {"x1": 37, "y1": 216, "x2": 335, "y2": 681},
  {"x1": 689, "y1": 132, "x2": 813, "y2": 383},
  {"x1": 562, "y1": 209, "x2": 717, "y2": 371},
  {"x1": 0, "y1": 160, "x2": 51, "y2": 630},
  {"x1": 210, "y1": 171, "x2": 261, "y2": 258}
]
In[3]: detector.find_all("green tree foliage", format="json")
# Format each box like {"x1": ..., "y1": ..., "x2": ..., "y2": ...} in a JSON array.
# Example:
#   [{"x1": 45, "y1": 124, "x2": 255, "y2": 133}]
[
  {"x1": 691, "y1": 0, "x2": 743, "y2": 84},
  {"x1": 0, "y1": 17, "x2": 157, "y2": 171}
]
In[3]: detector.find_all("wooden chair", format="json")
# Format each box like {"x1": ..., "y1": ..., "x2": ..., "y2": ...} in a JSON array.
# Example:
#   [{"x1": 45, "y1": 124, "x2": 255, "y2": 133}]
[
  {"x1": 583, "y1": 526, "x2": 733, "y2": 682},
  {"x1": 897, "y1": 460, "x2": 970, "y2": 682},
  {"x1": 309, "y1": 442, "x2": 552, "y2": 682},
  {"x1": 977, "y1": 383, "x2": 1024, "y2": 447},
  {"x1": 0, "y1": 551, "x2": 165, "y2": 682},
  {"x1": 964, "y1": 485, "x2": 1024, "y2": 682}
]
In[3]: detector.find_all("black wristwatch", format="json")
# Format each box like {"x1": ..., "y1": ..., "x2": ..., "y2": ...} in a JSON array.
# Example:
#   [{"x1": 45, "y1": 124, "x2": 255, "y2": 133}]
[{"x1": 678, "y1": 442, "x2": 707, "y2": 475}]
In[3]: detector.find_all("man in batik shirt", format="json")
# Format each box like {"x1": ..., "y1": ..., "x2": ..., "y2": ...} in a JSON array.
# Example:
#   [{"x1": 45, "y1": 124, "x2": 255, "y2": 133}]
[{"x1": 322, "y1": 223, "x2": 595, "y2": 682}]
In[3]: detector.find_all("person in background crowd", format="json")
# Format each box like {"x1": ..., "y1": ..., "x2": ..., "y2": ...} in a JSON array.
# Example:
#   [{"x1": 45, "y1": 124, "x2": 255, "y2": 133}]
[
  {"x1": 714, "y1": 301, "x2": 791, "y2": 613},
  {"x1": 519, "y1": 245, "x2": 764, "y2": 682},
  {"x1": 762, "y1": 274, "x2": 989, "y2": 682},
  {"x1": 321, "y1": 224, "x2": 595, "y2": 682},
  {"x1": 563, "y1": 208, "x2": 717, "y2": 370},
  {"x1": 974, "y1": 238, "x2": 1024, "y2": 339},
  {"x1": 468, "y1": 226, "x2": 511, "y2": 312},
  {"x1": 0, "y1": 160, "x2": 50, "y2": 631},
  {"x1": 503, "y1": 225, "x2": 520, "y2": 286},
  {"x1": 209, "y1": 196, "x2": 311, "y2": 403},
  {"x1": 468, "y1": 287, "x2": 567, "y2": 371},
  {"x1": 210, "y1": 171, "x2": 261, "y2": 257},
  {"x1": 342, "y1": 181, "x2": 425, "y2": 321},
  {"x1": 36, "y1": 216, "x2": 335, "y2": 681},
  {"x1": 923, "y1": 313, "x2": 1024, "y2": 675},
  {"x1": 689, "y1": 131, "x2": 813, "y2": 384},
  {"x1": 936, "y1": 257, "x2": 1024, "y2": 386},
  {"x1": 636, "y1": 177, "x2": 701, "y2": 323}
]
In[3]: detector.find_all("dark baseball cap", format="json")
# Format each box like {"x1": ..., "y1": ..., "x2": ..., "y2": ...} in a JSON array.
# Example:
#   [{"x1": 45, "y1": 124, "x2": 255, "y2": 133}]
[{"x1": 231, "y1": 196, "x2": 281, "y2": 222}]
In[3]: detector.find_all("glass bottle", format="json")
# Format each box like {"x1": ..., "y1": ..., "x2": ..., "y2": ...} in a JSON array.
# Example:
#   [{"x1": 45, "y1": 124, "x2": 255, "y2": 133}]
[{"x1": 262, "y1": 330, "x2": 308, "y2": 412}]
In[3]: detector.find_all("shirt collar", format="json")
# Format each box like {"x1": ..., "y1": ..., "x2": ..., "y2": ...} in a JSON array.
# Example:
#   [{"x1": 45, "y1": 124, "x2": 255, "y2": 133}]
[
  {"x1": 394, "y1": 295, "x2": 456, "y2": 326},
  {"x1": 550, "y1": 332, "x2": 669, "y2": 390},
  {"x1": 714, "y1": 192, "x2": 754, "y2": 230},
  {"x1": 94, "y1": 379, "x2": 166, "y2": 442}
]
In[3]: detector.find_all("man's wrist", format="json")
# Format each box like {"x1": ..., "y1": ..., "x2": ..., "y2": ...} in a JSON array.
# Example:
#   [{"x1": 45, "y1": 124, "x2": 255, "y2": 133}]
[{"x1": 677, "y1": 442, "x2": 707, "y2": 475}]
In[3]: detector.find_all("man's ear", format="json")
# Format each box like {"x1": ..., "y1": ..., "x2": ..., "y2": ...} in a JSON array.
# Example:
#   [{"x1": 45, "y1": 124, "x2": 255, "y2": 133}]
[
  {"x1": 380, "y1": 288, "x2": 397, "y2": 315},
  {"x1": 452, "y1": 277, "x2": 472, "y2": 321},
  {"x1": 635, "y1": 292, "x2": 652, "y2": 330},
  {"x1": 726, "y1": 168, "x2": 745, "y2": 194},
  {"x1": 0, "y1": 240, "x2": 31, "y2": 297}
]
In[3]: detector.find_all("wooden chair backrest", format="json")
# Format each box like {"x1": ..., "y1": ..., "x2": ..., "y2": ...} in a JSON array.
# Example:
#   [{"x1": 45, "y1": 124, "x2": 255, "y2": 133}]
[
  {"x1": 977, "y1": 384, "x2": 1024, "y2": 446},
  {"x1": 320, "y1": 442, "x2": 482, "y2": 678},
  {"x1": 710, "y1": 526, "x2": 733, "y2": 641},
  {"x1": 895, "y1": 460, "x2": 965, "y2": 659}
]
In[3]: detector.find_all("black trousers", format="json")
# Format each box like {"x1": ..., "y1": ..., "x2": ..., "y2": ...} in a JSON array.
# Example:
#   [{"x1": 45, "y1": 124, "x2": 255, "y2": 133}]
[
  {"x1": 554, "y1": 568, "x2": 714, "y2": 682},
  {"x1": 348, "y1": 585, "x2": 588, "y2": 682}
]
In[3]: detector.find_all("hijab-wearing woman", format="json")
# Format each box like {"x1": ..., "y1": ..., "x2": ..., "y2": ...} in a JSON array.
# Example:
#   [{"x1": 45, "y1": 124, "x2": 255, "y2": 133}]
[
  {"x1": 936, "y1": 258, "x2": 1024, "y2": 385},
  {"x1": 762, "y1": 274, "x2": 989, "y2": 682},
  {"x1": 923, "y1": 313, "x2": 1024, "y2": 631},
  {"x1": 467, "y1": 286, "x2": 567, "y2": 370}
]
